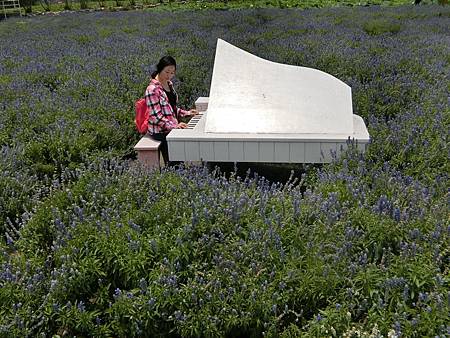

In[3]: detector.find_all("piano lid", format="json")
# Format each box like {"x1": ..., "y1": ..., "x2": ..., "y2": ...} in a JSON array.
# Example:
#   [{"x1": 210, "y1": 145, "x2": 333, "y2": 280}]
[{"x1": 205, "y1": 39, "x2": 354, "y2": 135}]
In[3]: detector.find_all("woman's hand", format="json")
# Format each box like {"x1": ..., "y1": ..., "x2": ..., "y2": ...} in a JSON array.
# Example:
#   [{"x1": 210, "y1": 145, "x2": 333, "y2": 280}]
[
  {"x1": 177, "y1": 122, "x2": 188, "y2": 129},
  {"x1": 189, "y1": 109, "x2": 199, "y2": 116}
]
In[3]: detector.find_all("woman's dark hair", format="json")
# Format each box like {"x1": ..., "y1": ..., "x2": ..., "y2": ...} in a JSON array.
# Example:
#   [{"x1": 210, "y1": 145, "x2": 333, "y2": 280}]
[{"x1": 151, "y1": 56, "x2": 177, "y2": 79}]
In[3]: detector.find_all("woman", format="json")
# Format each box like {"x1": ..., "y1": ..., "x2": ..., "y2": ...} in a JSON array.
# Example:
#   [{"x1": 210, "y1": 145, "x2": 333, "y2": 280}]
[{"x1": 145, "y1": 56, "x2": 198, "y2": 164}]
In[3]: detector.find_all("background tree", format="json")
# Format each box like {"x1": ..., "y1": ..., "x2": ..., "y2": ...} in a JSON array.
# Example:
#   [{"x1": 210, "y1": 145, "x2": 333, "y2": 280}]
[
  {"x1": 79, "y1": 0, "x2": 88, "y2": 9},
  {"x1": 20, "y1": 0, "x2": 33, "y2": 13},
  {"x1": 64, "y1": 0, "x2": 72, "y2": 10},
  {"x1": 38, "y1": 0, "x2": 51, "y2": 11}
]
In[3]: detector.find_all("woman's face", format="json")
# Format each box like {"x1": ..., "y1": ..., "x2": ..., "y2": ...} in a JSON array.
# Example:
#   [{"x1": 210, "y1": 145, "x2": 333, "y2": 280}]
[{"x1": 159, "y1": 65, "x2": 176, "y2": 82}]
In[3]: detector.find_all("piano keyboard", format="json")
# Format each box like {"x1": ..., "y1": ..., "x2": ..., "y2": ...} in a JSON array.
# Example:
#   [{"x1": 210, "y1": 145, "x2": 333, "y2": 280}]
[{"x1": 186, "y1": 112, "x2": 204, "y2": 129}]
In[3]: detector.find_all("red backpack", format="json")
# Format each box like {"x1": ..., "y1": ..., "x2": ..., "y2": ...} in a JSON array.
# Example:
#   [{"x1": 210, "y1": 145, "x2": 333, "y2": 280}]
[{"x1": 134, "y1": 98, "x2": 149, "y2": 134}]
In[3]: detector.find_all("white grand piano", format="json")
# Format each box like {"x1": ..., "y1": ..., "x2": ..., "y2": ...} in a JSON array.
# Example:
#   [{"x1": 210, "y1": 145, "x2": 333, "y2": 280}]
[{"x1": 167, "y1": 39, "x2": 369, "y2": 163}]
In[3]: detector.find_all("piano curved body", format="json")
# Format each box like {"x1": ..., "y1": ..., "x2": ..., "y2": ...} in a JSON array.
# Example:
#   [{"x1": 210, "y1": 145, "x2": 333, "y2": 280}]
[{"x1": 167, "y1": 39, "x2": 369, "y2": 163}]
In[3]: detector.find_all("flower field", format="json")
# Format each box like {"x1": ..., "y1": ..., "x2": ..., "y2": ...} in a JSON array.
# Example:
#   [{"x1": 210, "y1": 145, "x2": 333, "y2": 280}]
[{"x1": 0, "y1": 4, "x2": 449, "y2": 337}]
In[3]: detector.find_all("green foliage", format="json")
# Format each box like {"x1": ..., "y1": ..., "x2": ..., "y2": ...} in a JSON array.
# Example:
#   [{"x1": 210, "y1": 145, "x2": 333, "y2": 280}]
[
  {"x1": 363, "y1": 18, "x2": 402, "y2": 35},
  {"x1": 2, "y1": 159, "x2": 447, "y2": 336},
  {"x1": 24, "y1": 0, "x2": 419, "y2": 15}
]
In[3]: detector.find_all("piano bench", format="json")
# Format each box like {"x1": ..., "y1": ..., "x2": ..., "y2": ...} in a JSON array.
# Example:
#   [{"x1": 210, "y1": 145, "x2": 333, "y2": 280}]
[{"x1": 134, "y1": 135, "x2": 161, "y2": 169}]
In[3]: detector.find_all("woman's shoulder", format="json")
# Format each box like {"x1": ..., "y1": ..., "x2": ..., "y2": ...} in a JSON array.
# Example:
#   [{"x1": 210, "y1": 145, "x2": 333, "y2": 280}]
[{"x1": 146, "y1": 79, "x2": 163, "y2": 95}]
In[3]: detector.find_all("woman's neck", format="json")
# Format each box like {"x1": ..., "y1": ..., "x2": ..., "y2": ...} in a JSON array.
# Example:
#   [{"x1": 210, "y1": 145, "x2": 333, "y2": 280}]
[{"x1": 155, "y1": 75, "x2": 169, "y2": 88}]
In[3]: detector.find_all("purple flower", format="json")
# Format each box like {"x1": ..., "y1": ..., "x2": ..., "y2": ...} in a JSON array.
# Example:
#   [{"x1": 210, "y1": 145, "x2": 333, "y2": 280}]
[
  {"x1": 271, "y1": 304, "x2": 277, "y2": 315},
  {"x1": 77, "y1": 301, "x2": 85, "y2": 312},
  {"x1": 113, "y1": 288, "x2": 122, "y2": 299},
  {"x1": 148, "y1": 297, "x2": 156, "y2": 308}
]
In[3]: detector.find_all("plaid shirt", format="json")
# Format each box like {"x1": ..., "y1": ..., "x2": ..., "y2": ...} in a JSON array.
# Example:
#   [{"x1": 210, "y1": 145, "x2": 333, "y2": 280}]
[{"x1": 145, "y1": 78, "x2": 189, "y2": 134}]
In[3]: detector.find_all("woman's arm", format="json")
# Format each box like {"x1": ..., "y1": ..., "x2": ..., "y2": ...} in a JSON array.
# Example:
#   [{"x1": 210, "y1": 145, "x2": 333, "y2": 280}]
[{"x1": 177, "y1": 107, "x2": 191, "y2": 118}]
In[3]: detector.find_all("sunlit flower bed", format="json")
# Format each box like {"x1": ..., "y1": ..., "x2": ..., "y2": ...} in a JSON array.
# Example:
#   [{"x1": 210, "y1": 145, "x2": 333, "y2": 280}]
[{"x1": 0, "y1": 5, "x2": 448, "y2": 336}]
